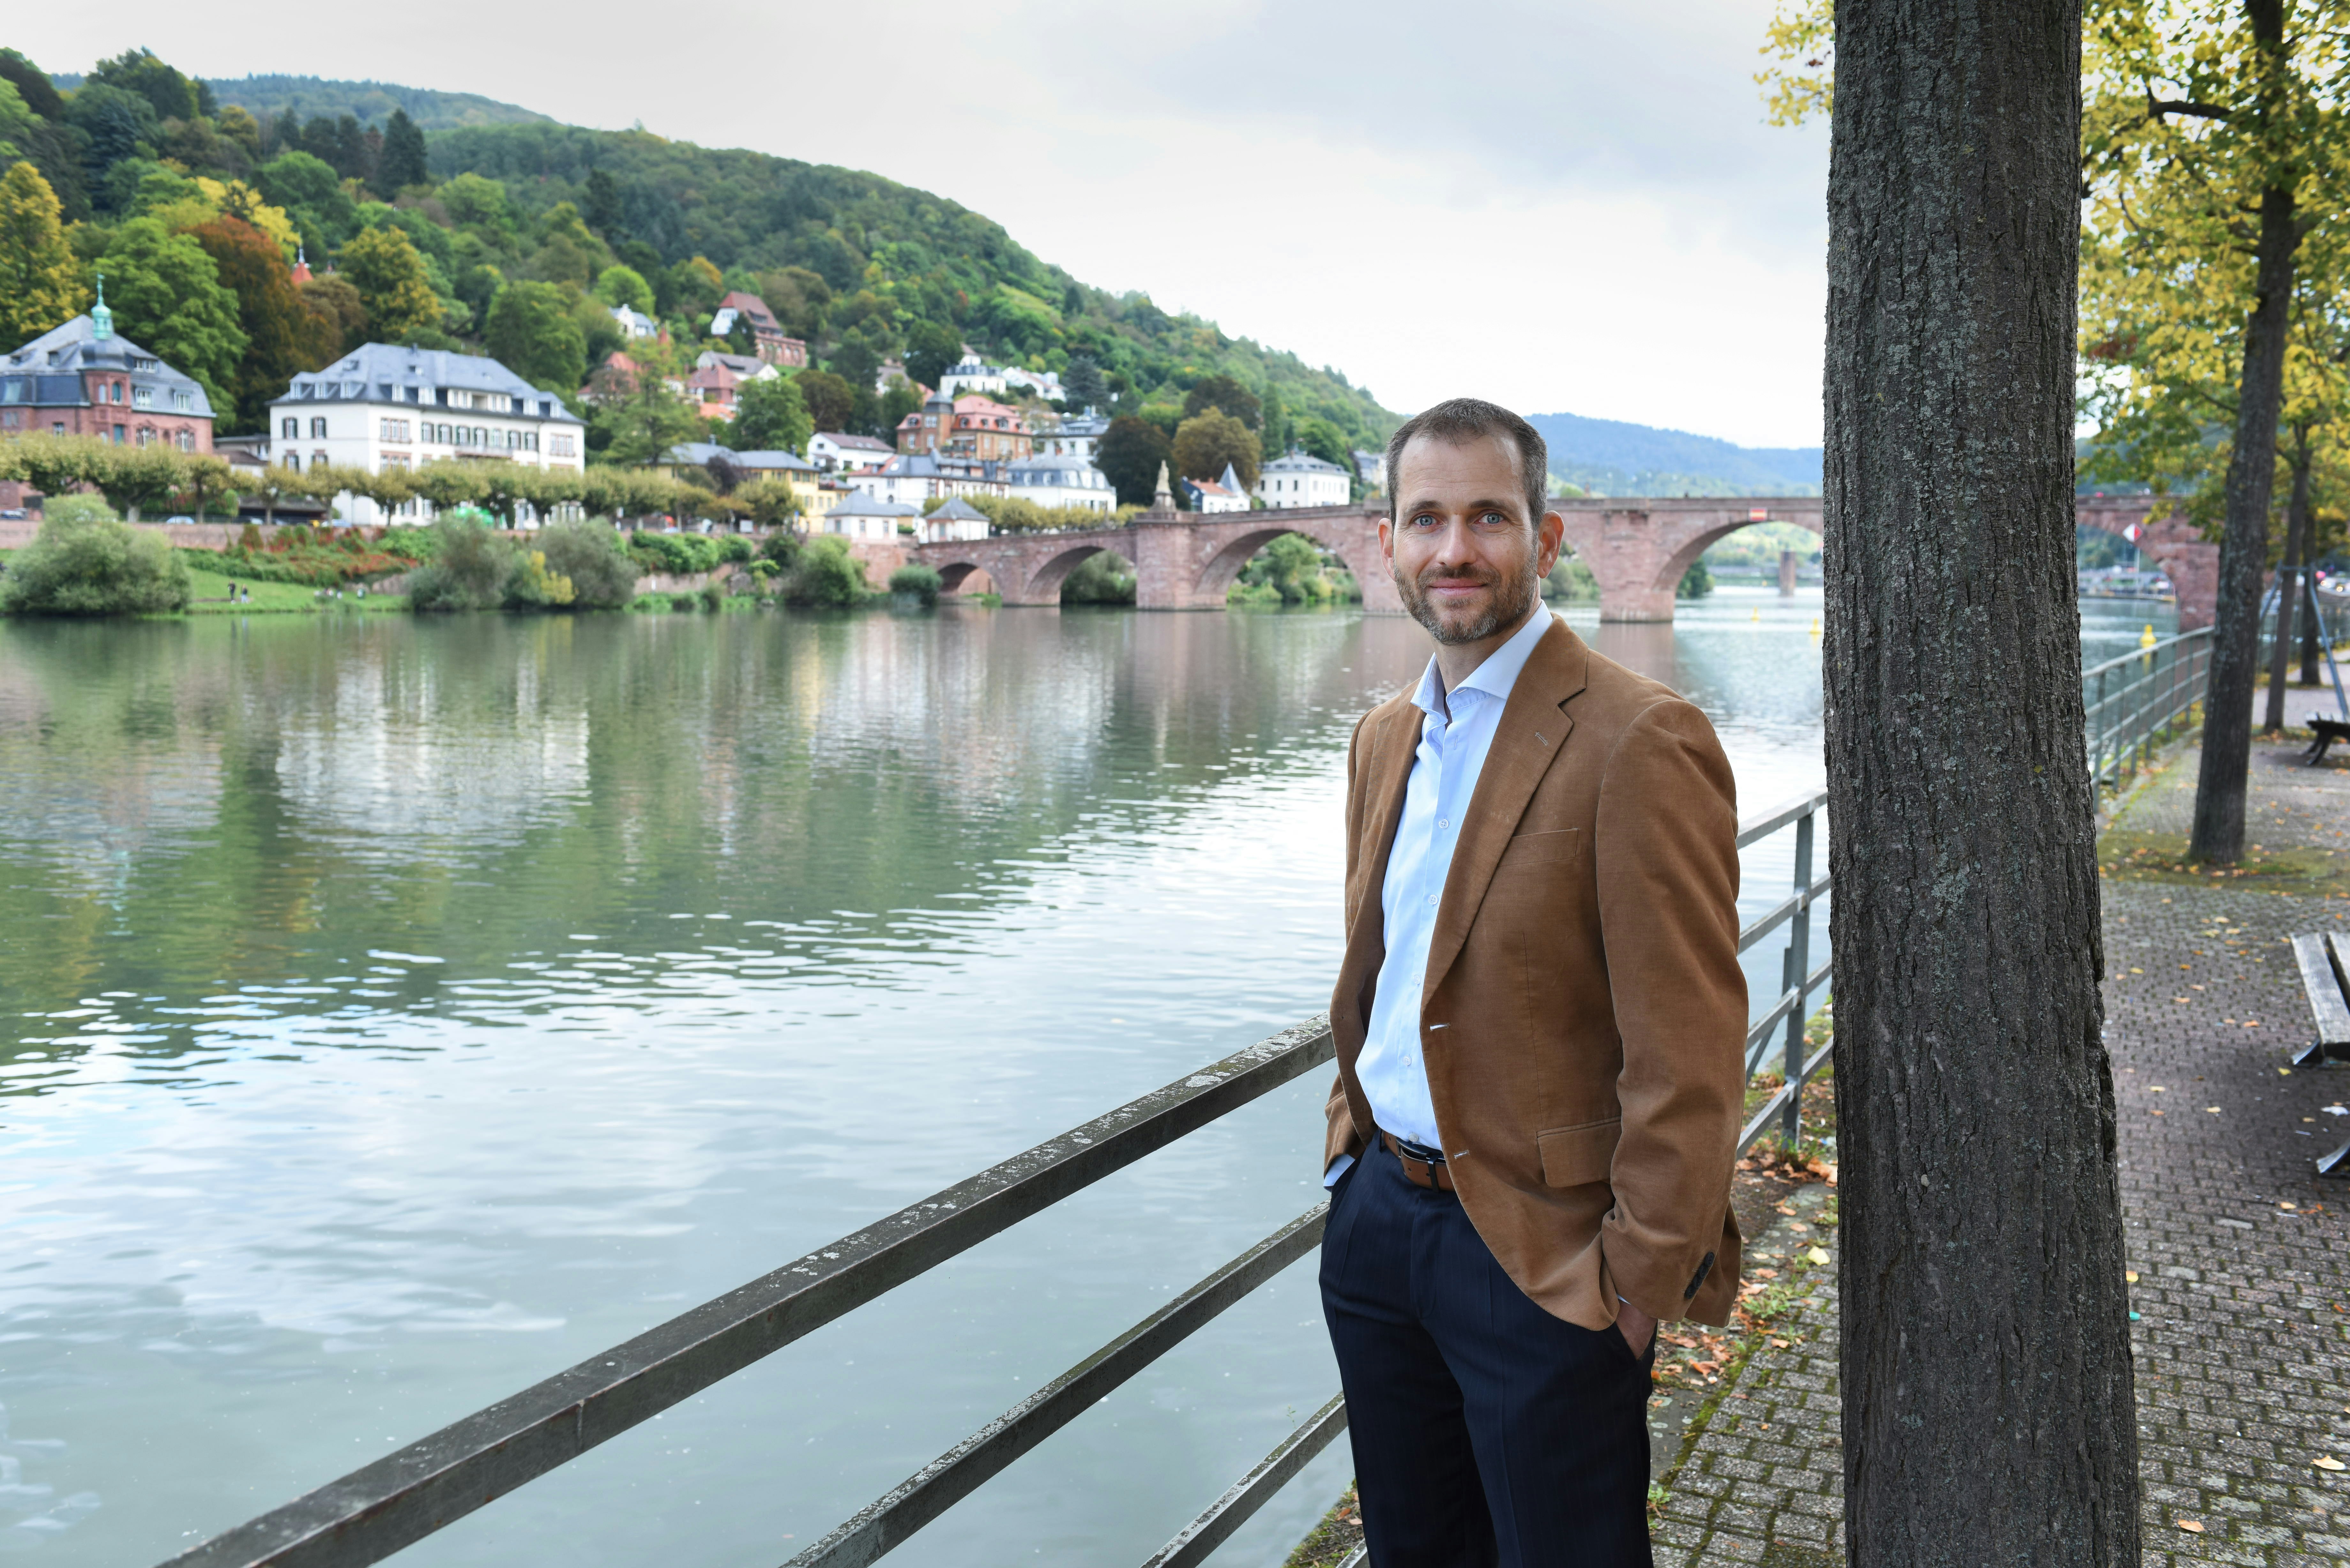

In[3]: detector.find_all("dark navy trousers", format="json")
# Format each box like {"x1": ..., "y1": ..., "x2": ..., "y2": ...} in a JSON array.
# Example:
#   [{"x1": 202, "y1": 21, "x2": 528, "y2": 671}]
[{"x1": 1320, "y1": 1145, "x2": 1656, "y2": 1568}]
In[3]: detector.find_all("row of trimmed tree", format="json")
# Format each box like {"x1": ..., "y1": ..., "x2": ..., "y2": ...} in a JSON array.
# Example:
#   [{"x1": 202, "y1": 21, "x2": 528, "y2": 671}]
[{"x1": 0, "y1": 434, "x2": 803, "y2": 532}]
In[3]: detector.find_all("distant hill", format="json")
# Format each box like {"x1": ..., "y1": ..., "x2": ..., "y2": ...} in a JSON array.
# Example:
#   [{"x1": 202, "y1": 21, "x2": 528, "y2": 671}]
[
  {"x1": 201, "y1": 75, "x2": 552, "y2": 131},
  {"x1": 1528, "y1": 411, "x2": 1822, "y2": 497}
]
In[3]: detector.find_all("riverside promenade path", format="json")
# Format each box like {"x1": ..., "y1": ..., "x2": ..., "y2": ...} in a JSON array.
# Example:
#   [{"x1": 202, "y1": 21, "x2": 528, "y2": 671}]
[{"x1": 1653, "y1": 732, "x2": 2350, "y2": 1568}]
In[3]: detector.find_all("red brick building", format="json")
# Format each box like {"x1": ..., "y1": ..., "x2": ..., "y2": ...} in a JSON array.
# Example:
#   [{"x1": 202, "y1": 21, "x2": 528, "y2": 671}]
[
  {"x1": 710, "y1": 291, "x2": 809, "y2": 368},
  {"x1": 895, "y1": 391, "x2": 1033, "y2": 462},
  {"x1": 0, "y1": 301, "x2": 217, "y2": 509}
]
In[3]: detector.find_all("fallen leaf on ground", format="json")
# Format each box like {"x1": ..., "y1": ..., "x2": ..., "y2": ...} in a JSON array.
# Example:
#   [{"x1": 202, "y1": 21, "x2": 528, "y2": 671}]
[
  {"x1": 2315, "y1": 1456, "x2": 2346, "y2": 1471},
  {"x1": 2126, "y1": 1271, "x2": 2139, "y2": 1283},
  {"x1": 2175, "y1": 1518, "x2": 2204, "y2": 1533},
  {"x1": 1807, "y1": 1246, "x2": 1831, "y2": 1265}
]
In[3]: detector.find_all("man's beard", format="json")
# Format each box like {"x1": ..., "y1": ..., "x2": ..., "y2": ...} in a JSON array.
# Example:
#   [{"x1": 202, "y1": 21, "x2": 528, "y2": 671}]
[{"x1": 1394, "y1": 557, "x2": 1540, "y2": 645}]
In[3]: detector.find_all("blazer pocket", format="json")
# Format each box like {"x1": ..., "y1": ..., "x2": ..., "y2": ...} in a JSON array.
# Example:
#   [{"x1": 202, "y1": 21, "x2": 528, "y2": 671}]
[
  {"x1": 1494, "y1": 827, "x2": 1584, "y2": 873},
  {"x1": 1536, "y1": 1117, "x2": 1620, "y2": 1188}
]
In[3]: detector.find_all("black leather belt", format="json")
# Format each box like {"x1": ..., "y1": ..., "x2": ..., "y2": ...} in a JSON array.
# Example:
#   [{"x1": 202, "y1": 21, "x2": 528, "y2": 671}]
[{"x1": 1380, "y1": 1130, "x2": 1455, "y2": 1192}]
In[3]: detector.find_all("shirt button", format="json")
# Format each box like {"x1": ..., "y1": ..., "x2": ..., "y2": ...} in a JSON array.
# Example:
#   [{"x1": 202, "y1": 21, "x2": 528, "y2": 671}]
[
  {"x1": 1427, "y1": 894, "x2": 1438, "y2": 906},
  {"x1": 1437, "y1": 818, "x2": 1449, "y2": 830}
]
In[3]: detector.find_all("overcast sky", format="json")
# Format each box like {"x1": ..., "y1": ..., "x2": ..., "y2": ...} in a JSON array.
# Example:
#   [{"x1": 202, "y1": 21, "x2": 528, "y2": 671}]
[{"x1": 17, "y1": 1, "x2": 1831, "y2": 449}]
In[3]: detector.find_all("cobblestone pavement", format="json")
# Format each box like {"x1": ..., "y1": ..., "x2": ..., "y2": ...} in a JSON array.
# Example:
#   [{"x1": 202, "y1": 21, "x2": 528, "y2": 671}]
[{"x1": 1655, "y1": 739, "x2": 2350, "y2": 1566}]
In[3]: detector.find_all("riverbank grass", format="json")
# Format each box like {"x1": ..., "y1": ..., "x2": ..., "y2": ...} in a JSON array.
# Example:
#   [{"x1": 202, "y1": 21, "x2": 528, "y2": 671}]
[{"x1": 184, "y1": 563, "x2": 406, "y2": 614}]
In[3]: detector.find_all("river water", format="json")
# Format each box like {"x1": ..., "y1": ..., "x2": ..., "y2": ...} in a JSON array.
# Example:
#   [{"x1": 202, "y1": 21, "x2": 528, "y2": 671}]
[{"x1": 0, "y1": 589, "x2": 2171, "y2": 1567}]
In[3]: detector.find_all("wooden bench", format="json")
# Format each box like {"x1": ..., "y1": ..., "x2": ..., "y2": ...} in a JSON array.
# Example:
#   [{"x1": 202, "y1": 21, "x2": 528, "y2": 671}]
[
  {"x1": 2288, "y1": 931, "x2": 2350, "y2": 1176},
  {"x1": 2304, "y1": 714, "x2": 2350, "y2": 764}
]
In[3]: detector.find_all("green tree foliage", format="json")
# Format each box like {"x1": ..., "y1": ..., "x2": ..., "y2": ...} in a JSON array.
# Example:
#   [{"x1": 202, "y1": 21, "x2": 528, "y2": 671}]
[
  {"x1": 0, "y1": 160, "x2": 87, "y2": 345},
  {"x1": 889, "y1": 562, "x2": 942, "y2": 605},
  {"x1": 1172, "y1": 409, "x2": 1263, "y2": 488},
  {"x1": 1293, "y1": 416, "x2": 1355, "y2": 477},
  {"x1": 734, "y1": 373, "x2": 814, "y2": 453},
  {"x1": 594, "y1": 263, "x2": 654, "y2": 315},
  {"x1": 592, "y1": 379, "x2": 705, "y2": 467},
  {"x1": 797, "y1": 368, "x2": 855, "y2": 433},
  {"x1": 87, "y1": 48, "x2": 202, "y2": 123},
  {"x1": 191, "y1": 214, "x2": 332, "y2": 431},
  {"x1": 730, "y1": 477, "x2": 802, "y2": 527},
  {"x1": 0, "y1": 497, "x2": 191, "y2": 614},
  {"x1": 1184, "y1": 374, "x2": 1262, "y2": 429},
  {"x1": 537, "y1": 521, "x2": 638, "y2": 607},
  {"x1": 67, "y1": 85, "x2": 162, "y2": 210},
  {"x1": 95, "y1": 216, "x2": 248, "y2": 416},
  {"x1": 1062, "y1": 352, "x2": 1108, "y2": 411},
  {"x1": 299, "y1": 273, "x2": 367, "y2": 357},
  {"x1": 378, "y1": 109, "x2": 428, "y2": 192},
  {"x1": 1096, "y1": 415, "x2": 1173, "y2": 507},
  {"x1": 338, "y1": 224, "x2": 443, "y2": 343},
  {"x1": 0, "y1": 54, "x2": 88, "y2": 221},
  {"x1": 1058, "y1": 550, "x2": 1135, "y2": 604},
  {"x1": 1232, "y1": 533, "x2": 1334, "y2": 606},
  {"x1": 904, "y1": 318, "x2": 963, "y2": 390},
  {"x1": 255, "y1": 150, "x2": 355, "y2": 251},
  {"x1": 483, "y1": 279, "x2": 586, "y2": 391},
  {"x1": 784, "y1": 534, "x2": 868, "y2": 606}
]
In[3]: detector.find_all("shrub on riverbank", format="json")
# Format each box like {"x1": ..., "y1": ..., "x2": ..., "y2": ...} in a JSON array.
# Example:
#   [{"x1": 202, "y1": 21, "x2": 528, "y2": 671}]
[
  {"x1": 539, "y1": 523, "x2": 640, "y2": 609},
  {"x1": 782, "y1": 536, "x2": 869, "y2": 607},
  {"x1": 890, "y1": 563, "x2": 943, "y2": 607},
  {"x1": 1543, "y1": 558, "x2": 1600, "y2": 601},
  {"x1": 1, "y1": 497, "x2": 191, "y2": 615},
  {"x1": 202, "y1": 526, "x2": 410, "y2": 587}
]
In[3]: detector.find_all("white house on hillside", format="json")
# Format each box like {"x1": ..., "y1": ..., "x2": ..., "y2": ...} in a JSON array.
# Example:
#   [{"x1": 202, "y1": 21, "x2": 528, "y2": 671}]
[
  {"x1": 1255, "y1": 448, "x2": 1351, "y2": 509},
  {"x1": 1181, "y1": 462, "x2": 1251, "y2": 514},
  {"x1": 850, "y1": 452, "x2": 1009, "y2": 506},
  {"x1": 825, "y1": 492, "x2": 919, "y2": 541},
  {"x1": 611, "y1": 304, "x2": 659, "y2": 339},
  {"x1": 1006, "y1": 453, "x2": 1116, "y2": 514},
  {"x1": 809, "y1": 431, "x2": 894, "y2": 473},
  {"x1": 920, "y1": 496, "x2": 991, "y2": 542},
  {"x1": 267, "y1": 344, "x2": 586, "y2": 526},
  {"x1": 1037, "y1": 409, "x2": 1108, "y2": 461}
]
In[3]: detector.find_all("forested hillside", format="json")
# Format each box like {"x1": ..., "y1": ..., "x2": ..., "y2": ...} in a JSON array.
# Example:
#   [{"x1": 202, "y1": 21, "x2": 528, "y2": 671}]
[
  {"x1": 0, "y1": 46, "x2": 1395, "y2": 484},
  {"x1": 1528, "y1": 410, "x2": 1822, "y2": 496}
]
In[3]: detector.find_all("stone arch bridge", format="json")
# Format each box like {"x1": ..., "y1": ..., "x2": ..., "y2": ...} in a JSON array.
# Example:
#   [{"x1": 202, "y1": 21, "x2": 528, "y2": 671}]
[{"x1": 908, "y1": 496, "x2": 2216, "y2": 627}]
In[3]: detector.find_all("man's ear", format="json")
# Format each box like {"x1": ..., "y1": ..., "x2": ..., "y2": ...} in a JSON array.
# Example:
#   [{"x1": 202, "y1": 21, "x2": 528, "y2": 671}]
[
  {"x1": 1536, "y1": 509, "x2": 1566, "y2": 577},
  {"x1": 1378, "y1": 515, "x2": 1396, "y2": 572}
]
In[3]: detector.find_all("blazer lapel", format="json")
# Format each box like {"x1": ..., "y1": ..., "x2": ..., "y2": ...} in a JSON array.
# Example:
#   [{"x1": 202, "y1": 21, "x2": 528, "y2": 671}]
[
  {"x1": 1335, "y1": 697, "x2": 1420, "y2": 1034},
  {"x1": 1421, "y1": 619, "x2": 1589, "y2": 1001}
]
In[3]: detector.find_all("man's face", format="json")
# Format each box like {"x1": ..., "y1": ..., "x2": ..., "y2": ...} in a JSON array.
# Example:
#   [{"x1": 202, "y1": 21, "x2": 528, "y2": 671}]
[{"x1": 1382, "y1": 433, "x2": 1565, "y2": 645}]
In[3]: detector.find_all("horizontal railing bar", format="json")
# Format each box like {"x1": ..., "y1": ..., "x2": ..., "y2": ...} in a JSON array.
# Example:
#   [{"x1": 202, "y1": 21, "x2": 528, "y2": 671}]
[
  {"x1": 1744, "y1": 959, "x2": 1834, "y2": 1074},
  {"x1": 1137, "y1": 1393, "x2": 1350, "y2": 1568},
  {"x1": 2080, "y1": 627, "x2": 2211, "y2": 685},
  {"x1": 1737, "y1": 874, "x2": 1832, "y2": 955},
  {"x1": 1737, "y1": 1038, "x2": 1839, "y2": 1156},
  {"x1": 784, "y1": 1207, "x2": 1329, "y2": 1568},
  {"x1": 161, "y1": 1017, "x2": 1339, "y2": 1568},
  {"x1": 1735, "y1": 788, "x2": 1827, "y2": 850}
]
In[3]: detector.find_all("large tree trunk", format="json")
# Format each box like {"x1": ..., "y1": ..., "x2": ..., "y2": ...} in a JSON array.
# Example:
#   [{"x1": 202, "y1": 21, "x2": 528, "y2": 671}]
[
  {"x1": 2192, "y1": 0, "x2": 2297, "y2": 860},
  {"x1": 1823, "y1": 1, "x2": 2140, "y2": 1563},
  {"x1": 2263, "y1": 434, "x2": 2312, "y2": 732}
]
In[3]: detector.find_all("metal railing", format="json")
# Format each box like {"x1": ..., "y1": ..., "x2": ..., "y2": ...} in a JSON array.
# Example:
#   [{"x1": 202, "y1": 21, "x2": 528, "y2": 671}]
[
  {"x1": 160, "y1": 794, "x2": 1837, "y2": 1568},
  {"x1": 2083, "y1": 628, "x2": 2212, "y2": 791}
]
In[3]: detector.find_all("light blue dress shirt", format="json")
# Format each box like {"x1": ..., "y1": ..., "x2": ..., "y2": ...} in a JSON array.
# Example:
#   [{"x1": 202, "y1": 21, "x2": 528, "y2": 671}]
[{"x1": 1327, "y1": 606, "x2": 1557, "y2": 1186}]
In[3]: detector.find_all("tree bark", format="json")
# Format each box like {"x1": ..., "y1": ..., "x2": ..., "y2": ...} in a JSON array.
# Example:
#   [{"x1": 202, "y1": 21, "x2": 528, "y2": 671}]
[
  {"x1": 2191, "y1": 0, "x2": 2296, "y2": 861},
  {"x1": 2263, "y1": 433, "x2": 2311, "y2": 731},
  {"x1": 1824, "y1": 0, "x2": 2139, "y2": 1562}
]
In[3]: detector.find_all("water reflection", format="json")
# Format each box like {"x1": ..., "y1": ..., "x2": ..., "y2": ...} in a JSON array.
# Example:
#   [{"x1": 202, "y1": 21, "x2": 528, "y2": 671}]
[{"x1": 0, "y1": 589, "x2": 2160, "y2": 1567}]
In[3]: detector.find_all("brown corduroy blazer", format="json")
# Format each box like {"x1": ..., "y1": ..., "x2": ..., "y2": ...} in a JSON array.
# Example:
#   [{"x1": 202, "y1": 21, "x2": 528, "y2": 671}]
[{"x1": 1323, "y1": 614, "x2": 1748, "y2": 1330}]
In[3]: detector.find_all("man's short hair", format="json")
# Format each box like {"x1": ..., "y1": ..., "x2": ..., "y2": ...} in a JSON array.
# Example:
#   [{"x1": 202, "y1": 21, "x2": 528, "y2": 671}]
[{"x1": 1383, "y1": 398, "x2": 1549, "y2": 527}]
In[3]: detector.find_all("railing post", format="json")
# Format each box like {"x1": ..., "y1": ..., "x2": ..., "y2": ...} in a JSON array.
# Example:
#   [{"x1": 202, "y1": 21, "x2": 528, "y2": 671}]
[{"x1": 1781, "y1": 806, "x2": 1815, "y2": 1150}]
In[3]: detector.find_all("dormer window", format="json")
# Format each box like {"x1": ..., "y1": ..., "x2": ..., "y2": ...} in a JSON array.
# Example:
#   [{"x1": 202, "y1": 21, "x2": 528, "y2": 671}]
[{"x1": 133, "y1": 386, "x2": 152, "y2": 408}]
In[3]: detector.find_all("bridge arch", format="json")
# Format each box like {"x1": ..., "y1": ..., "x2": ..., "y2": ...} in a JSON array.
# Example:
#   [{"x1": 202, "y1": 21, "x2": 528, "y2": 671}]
[
  {"x1": 1644, "y1": 516, "x2": 1823, "y2": 602},
  {"x1": 1023, "y1": 543, "x2": 1115, "y2": 601},
  {"x1": 1192, "y1": 522, "x2": 1378, "y2": 604},
  {"x1": 934, "y1": 561, "x2": 994, "y2": 595}
]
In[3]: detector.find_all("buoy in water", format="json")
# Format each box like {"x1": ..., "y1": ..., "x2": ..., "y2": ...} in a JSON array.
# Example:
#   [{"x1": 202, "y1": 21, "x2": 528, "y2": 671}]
[
  {"x1": 1808, "y1": 616, "x2": 1821, "y2": 637},
  {"x1": 2140, "y1": 623, "x2": 2157, "y2": 649}
]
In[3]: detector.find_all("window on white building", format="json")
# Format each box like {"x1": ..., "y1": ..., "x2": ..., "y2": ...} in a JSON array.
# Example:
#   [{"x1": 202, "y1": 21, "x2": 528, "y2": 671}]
[
  {"x1": 133, "y1": 386, "x2": 152, "y2": 408},
  {"x1": 172, "y1": 388, "x2": 192, "y2": 411},
  {"x1": 310, "y1": 417, "x2": 328, "y2": 438},
  {"x1": 314, "y1": 451, "x2": 328, "y2": 469},
  {"x1": 281, "y1": 417, "x2": 298, "y2": 438}
]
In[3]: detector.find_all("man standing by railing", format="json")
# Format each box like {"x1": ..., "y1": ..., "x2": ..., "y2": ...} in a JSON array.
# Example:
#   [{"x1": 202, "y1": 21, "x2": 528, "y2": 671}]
[{"x1": 1319, "y1": 398, "x2": 1748, "y2": 1566}]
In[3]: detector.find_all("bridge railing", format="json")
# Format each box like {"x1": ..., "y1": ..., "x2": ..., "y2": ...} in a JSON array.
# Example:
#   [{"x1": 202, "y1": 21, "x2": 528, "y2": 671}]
[
  {"x1": 2083, "y1": 628, "x2": 2213, "y2": 793},
  {"x1": 159, "y1": 792, "x2": 1837, "y2": 1568}
]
